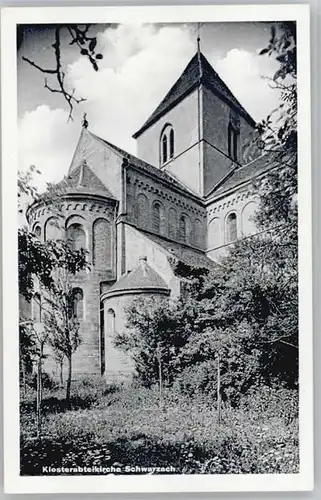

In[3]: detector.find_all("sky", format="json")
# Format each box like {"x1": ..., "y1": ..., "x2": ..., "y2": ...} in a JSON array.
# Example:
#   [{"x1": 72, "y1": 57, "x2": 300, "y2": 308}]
[{"x1": 18, "y1": 22, "x2": 282, "y2": 191}]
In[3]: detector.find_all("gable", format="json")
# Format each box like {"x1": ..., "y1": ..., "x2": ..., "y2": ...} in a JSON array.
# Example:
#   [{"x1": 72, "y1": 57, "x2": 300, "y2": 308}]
[{"x1": 69, "y1": 128, "x2": 123, "y2": 201}]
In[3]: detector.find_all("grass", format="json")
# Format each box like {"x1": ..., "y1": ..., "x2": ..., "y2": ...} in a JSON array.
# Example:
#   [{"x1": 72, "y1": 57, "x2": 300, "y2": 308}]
[{"x1": 20, "y1": 378, "x2": 299, "y2": 475}]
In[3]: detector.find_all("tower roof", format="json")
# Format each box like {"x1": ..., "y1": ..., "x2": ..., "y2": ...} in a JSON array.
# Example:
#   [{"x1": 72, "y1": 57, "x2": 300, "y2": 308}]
[
  {"x1": 104, "y1": 256, "x2": 170, "y2": 298},
  {"x1": 133, "y1": 52, "x2": 255, "y2": 139}
]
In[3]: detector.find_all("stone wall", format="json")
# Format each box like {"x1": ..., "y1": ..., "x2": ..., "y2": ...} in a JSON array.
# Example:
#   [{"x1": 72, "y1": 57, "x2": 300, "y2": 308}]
[
  {"x1": 125, "y1": 166, "x2": 206, "y2": 251},
  {"x1": 102, "y1": 292, "x2": 169, "y2": 383},
  {"x1": 27, "y1": 194, "x2": 118, "y2": 378},
  {"x1": 206, "y1": 185, "x2": 259, "y2": 261},
  {"x1": 202, "y1": 86, "x2": 257, "y2": 196}
]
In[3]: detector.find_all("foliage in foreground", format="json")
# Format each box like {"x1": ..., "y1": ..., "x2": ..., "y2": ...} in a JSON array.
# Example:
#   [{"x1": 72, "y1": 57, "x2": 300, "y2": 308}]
[{"x1": 20, "y1": 382, "x2": 298, "y2": 475}]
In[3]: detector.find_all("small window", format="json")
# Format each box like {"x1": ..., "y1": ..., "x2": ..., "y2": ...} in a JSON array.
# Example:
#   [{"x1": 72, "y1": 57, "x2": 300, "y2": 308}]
[
  {"x1": 107, "y1": 308, "x2": 115, "y2": 334},
  {"x1": 152, "y1": 202, "x2": 161, "y2": 232},
  {"x1": 162, "y1": 134, "x2": 168, "y2": 164},
  {"x1": 169, "y1": 128, "x2": 174, "y2": 158},
  {"x1": 160, "y1": 124, "x2": 174, "y2": 166},
  {"x1": 226, "y1": 213, "x2": 238, "y2": 243},
  {"x1": 228, "y1": 123, "x2": 239, "y2": 161},
  {"x1": 45, "y1": 217, "x2": 61, "y2": 242},
  {"x1": 72, "y1": 288, "x2": 84, "y2": 319},
  {"x1": 34, "y1": 225, "x2": 41, "y2": 238}
]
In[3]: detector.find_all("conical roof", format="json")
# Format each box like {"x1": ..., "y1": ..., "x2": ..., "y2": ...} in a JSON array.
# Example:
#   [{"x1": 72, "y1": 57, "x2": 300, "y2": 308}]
[
  {"x1": 104, "y1": 256, "x2": 170, "y2": 298},
  {"x1": 133, "y1": 52, "x2": 255, "y2": 139},
  {"x1": 58, "y1": 159, "x2": 116, "y2": 199}
]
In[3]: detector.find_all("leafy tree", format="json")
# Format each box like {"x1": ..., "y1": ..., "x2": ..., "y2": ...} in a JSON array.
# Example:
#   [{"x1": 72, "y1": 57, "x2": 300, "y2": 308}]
[
  {"x1": 117, "y1": 22, "x2": 298, "y2": 399},
  {"x1": 18, "y1": 167, "x2": 88, "y2": 407},
  {"x1": 43, "y1": 268, "x2": 82, "y2": 402}
]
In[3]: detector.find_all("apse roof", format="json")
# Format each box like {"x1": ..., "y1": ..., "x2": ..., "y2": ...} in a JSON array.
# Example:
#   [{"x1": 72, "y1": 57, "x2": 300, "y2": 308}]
[
  {"x1": 133, "y1": 52, "x2": 256, "y2": 139},
  {"x1": 105, "y1": 256, "x2": 169, "y2": 296},
  {"x1": 58, "y1": 159, "x2": 116, "y2": 199}
]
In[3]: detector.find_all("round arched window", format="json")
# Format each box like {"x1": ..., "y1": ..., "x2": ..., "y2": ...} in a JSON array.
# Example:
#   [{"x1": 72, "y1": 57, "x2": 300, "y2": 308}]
[
  {"x1": 67, "y1": 223, "x2": 86, "y2": 251},
  {"x1": 160, "y1": 124, "x2": 175, "y2": 166},
  {"x1": 226, "y1": 213, "x2": 238, "y2": 243}
]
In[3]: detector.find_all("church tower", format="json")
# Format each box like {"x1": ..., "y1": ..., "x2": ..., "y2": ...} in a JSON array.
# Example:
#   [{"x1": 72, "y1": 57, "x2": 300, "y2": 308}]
[{"x1": 133, "y1": 50, "x2": 258, "y2": 197}]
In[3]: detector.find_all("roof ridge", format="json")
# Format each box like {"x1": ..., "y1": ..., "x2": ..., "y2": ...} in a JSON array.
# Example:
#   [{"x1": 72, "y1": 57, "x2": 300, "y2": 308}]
[
  {"x1": 133, "y1": 51, "x2": 255, "y2": 139},
  {"x1": 87, "y1": 129, "x2": 202, "y2": 200}
]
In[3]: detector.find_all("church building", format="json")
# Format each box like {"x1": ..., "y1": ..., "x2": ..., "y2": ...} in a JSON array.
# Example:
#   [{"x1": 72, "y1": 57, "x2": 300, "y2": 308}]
[{"x1": 26, "y1": 51, "x2": 273, "y2": 381}]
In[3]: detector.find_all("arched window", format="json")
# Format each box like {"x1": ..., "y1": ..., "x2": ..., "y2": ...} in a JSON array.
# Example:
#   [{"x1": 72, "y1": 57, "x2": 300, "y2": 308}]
[
  {"x1": 162, "y1": 134, "x2": 168, "y2": 164},
  {"x1": 72, "y1": 288, "x2": 84, "y2": 319},
  {"x1": 168, "y1": 208, "x2": 177, "y2": 240},
  {"x1": 152, "y1": 201, "x2": 166, "y2": 235},
  {"x1": 160, "y1": 124, "x2": 174, "y2": 166},
  {"x1": 152, "y1": 202, "x2": 160, "y2": 233},
  {"x1": 93, "y1": 218, "x2": 112, "y2": 269},
  {"x1": 33, "y1": 225, "x2": 41, "y2": 238},
  {"x1": 208, "y1": 218, "x2": 221, "y2": 249},
  {"x1": 136, "y1": 193, "x2": 149, "y2": 228},
  {"x1": 179, "y1": 215, "x2": 186, "y2": 242},
  {"x1": 107, "y1": 308, "x2": 115, "y2": 335},
  {"x1": 45, "y1": 217, "x2": 61, "y2": 242},
  {"x1": 242, "y1": 202, "x2": 258, "y2": 236},
  {"x1": 67, "y1": 223, "x2": 86, "y2": 251},
  {"x1": 169, "y1": 128, "x2": 174, "y2": 158},
  {"x1": 226, "y1": 213, "x2": 238, "y2": 243},
  {"x1": 32, "y1": 293, "x2": 41, "y2": 323},
  {"x1": 179, "y1": 214, "x2": 192, "y2": 244}
]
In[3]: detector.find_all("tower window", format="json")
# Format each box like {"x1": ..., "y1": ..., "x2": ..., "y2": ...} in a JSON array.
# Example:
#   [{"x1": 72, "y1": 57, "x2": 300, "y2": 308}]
[
  {"x1": 160, "y1": 124, "x2": 174, "y2": 166},
  {"x1": 226, "y1": 212, "x2": 238, "y2": 243},
  {"x1": 228, "y1": 123, "x2": 239, "y2": 161},
  {"x1": 169, "y1": 128, "x2": 174, "y2": 158}
]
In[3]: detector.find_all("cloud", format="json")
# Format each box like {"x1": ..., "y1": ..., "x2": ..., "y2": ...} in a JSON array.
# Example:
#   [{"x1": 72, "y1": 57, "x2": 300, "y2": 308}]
[
  {"x1": 18, "y1": 105, "x2": 79, "y2": 191},
  {"x1": 214, "y1": 48, "x2": 281, "y2": 122},
  {"x1": 65, "y1": 23, "x2": 195, "y2": 153},
  {"x1": 18, "y1": 26, "x2": 283, "y2": 191}
]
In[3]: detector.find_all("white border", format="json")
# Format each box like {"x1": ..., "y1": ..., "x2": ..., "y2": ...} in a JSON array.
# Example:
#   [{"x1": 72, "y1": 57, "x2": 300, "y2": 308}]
[{"x1": 1, "y1": 4, "x2": 313, "y2": 494}]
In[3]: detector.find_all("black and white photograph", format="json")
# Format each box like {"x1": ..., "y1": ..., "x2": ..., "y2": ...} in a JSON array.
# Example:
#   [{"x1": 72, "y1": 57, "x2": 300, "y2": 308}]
[{"x1": 1, "y1": 4, "x2": 313, "y2": 494}]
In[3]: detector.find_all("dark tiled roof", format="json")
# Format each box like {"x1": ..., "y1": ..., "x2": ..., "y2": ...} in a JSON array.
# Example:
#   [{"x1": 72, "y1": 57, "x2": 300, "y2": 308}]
[
  {"x1": 140, "y1": 230, "x2": 217, "y2": 271},
  {"x1": 105, "y1": 257, "x2": 169, "y2": 296},
  {"x1": 89, "y1": 131, "x2": 199, "y2": 198},
  {"x1": 209, "y1": 153, "x2": 274, "y2": 198},
  {"x1": 58, "y1": 160, "x2": 116, "y2": 199},
  {"x1": 133, "y1": 52, "x2": 255, "y2": 138}
]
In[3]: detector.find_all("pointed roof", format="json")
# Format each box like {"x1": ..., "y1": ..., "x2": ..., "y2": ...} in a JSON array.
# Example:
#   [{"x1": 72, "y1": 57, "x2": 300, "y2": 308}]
[
  {"x1": 104, "y1": 256, "x2": 170, "y2": 298},
  {"x1": 59, "y1": 159, "x2": 116, "y2": 199},
  {"x1": 133, "y1": 52, "x2": 255, "y2": 139}
]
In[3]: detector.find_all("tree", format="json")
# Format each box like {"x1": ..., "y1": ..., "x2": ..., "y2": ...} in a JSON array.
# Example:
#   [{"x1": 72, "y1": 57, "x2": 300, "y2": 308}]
[
  {"x1": 18, "y1": 167, "x2": 88, "y2": 409},
  {"x1": 118, "y1": 23, "x2": 298, "y2": 400},
  {"x1": 18, "y1": 24, "x2": 104, "y2": 120},
  {"x1": 43, "y1": 269, "x2": 82, "y2": 402}
]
